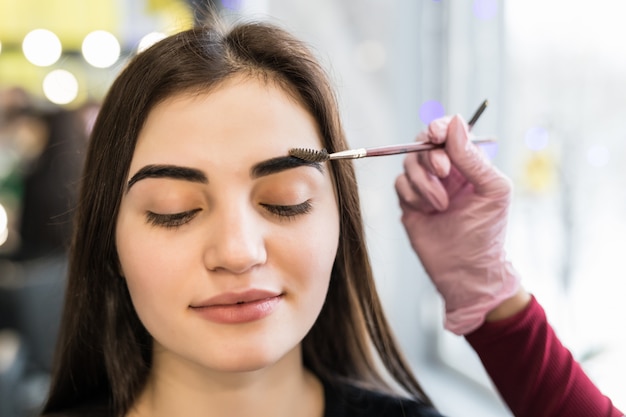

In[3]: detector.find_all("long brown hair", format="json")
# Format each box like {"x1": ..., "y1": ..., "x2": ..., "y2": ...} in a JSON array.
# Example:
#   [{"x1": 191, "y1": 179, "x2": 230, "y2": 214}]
[{"x1": 42, "y1": 18, "x2": 432, "y2": 417}]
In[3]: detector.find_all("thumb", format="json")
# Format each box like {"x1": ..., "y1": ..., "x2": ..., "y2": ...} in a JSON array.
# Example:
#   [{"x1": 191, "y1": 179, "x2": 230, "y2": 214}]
[{"x1": 445, "y1": 114, "x2": 498, "y2": 192}]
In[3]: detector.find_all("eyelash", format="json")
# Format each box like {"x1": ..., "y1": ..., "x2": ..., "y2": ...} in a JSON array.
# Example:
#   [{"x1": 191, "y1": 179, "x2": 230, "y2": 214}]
[
  {"x1": 261, "y1": 200, "x2": 313, "y2": 220},
  {"x1": 145, "y1": 208, "x2": 201, "y2": 229},
  {"x1": 144, "y1": 201, "x2": 312, "y2": 228}
]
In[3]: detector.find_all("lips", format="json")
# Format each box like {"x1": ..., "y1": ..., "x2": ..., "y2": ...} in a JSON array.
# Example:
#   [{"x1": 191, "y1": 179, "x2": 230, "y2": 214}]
[
  {"x1": 191, "y1": 289, "x2": 283, "y2": 308},
  {"x1": 190, "y1": 289, "x2": 284, "y2": 324}
]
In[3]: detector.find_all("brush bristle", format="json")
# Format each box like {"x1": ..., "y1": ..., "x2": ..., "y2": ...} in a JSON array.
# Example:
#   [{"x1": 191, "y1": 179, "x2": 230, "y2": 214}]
[{"x1": 288, "y1": 148, "x2": 330, "y2": 162}]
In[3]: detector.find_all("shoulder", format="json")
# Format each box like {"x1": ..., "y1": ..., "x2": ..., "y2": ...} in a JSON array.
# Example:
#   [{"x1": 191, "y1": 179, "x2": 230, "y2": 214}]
[{"x1": 322, "y1": 380, "x2": 444, "y2": 417}]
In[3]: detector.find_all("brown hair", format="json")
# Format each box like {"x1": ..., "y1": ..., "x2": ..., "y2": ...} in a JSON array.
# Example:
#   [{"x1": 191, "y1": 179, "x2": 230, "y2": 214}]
[{"x1": 42, "y1": 18, "x2": 432, "y2": 416}]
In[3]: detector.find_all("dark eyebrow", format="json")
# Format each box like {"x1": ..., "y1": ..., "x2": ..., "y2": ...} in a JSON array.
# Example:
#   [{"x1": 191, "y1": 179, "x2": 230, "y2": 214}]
[
  {"x1": 127, "y1": 164, "x2": 208, "y2": 191},
  {"x1": 250, "y1": 156, "x2": 323, "y2": 178}
]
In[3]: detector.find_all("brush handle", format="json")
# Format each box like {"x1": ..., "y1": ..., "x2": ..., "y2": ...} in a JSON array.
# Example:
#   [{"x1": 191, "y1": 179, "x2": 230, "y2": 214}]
[
  {"x1": 365, "y1": 140, "x2": 441, "y2": 157},
  {"x1": 468, "y1": 99, "x2": 488, "y2": 128},
  {"x1": 363, "y1": 137, "x2": 495, "y2": 158},
  {"x1": 328, "y1": 100, "x2": 491, "y2": 160},
  {"x1": 366, "y1": 99, "x2": 489, "y2": 157}
]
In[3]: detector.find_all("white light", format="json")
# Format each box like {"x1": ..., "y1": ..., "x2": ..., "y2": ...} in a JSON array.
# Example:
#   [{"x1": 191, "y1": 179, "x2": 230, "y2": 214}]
[
  {"x1": 22, "y1": 29, "x2": 62, "y2": 67},
  {"x1": 43, "y1": 69, "x2": 79, "y2": 105},
  {"x1": 0, "y1": 40, "x2": 3, "y2": 55},
  {"x1": 355, "y1": 40, "x2": 386, "y2": 72},
  {"x1": 82, "y1": 30, "x2": 121, "y2": 68},
  {"x1": 586, "y1": 144, "x2": 610, "y2": 168},
  {"x1": 137, "y1": 32, "x2": 167, "y2": 53},
  {"x1": 0, "y1": 228, "x2": 7, "y2": 247},
  {"x1": 0, "y1": 203, "x2": 7, "y2": 233},
  {"x1": 0, "y1": 203, "x2": 8, "y2": 246}
]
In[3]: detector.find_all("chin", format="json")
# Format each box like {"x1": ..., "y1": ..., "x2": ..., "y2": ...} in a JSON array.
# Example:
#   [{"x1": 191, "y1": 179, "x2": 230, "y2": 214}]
[{"x1": 201, "y1": 346, "x2": 299, "y2": 374}]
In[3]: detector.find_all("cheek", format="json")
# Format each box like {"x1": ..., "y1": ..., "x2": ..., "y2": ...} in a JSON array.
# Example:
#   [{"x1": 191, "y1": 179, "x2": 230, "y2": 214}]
[
  {"x1": 116, "y1": 215, "x2": 199, "y2": 331},
  {"x1": 274, "y1": 202, "x2": 340, "y2": 305}
]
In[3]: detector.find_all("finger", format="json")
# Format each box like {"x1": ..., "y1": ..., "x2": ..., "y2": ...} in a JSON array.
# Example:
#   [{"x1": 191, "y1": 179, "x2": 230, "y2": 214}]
[
  {"x1": 395, "y1": 173, "x2": 440, "y2": 214},
  {"x1": 412, "y1": 130, "x2": 450, "y2": 178},
  {"x1": 427, "y1": 115, "x2": 453, "y2": 143},
  {"x1": 410, "y1": 115, "x2": 454, "y2": 176},
  {"x1": 440, "y1": 165, "x2": 472, "y2": 201},
  {"x1": 445, "y1": 115, "x2": 507, "y2": 193},
  {"x1": 419, "y1": 148, "x2": 451, "y2": 178},
  {"x1": 400, "y1": 155, "x2": 449, "y2": 211}
]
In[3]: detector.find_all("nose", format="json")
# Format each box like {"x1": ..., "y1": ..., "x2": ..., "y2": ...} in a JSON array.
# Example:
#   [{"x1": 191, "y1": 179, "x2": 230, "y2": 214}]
[{"x1": 203, "y1": 202, "x2": 267, "y2": 274}]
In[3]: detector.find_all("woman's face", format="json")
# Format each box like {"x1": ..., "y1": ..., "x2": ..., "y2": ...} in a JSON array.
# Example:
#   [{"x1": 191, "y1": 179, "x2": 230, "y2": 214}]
[{"x1": 115, "y1": 76, "x2": 340, "y2": 374}]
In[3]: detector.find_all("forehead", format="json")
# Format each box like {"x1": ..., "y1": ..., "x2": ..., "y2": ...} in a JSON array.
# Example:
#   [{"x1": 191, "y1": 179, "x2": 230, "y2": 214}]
[{"x1": 130, "y1": 76, "x2": 324, "y2": 170}]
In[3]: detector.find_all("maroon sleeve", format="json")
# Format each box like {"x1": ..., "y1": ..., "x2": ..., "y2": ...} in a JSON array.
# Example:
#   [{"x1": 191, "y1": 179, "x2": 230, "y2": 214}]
[{"x1": 465, "y1": 295, "x2": 623, "y2": 417}]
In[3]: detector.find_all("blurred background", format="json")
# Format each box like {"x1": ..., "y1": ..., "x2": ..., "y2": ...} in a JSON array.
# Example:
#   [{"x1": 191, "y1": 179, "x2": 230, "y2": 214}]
[{"x1": 0, "y1": 0, "x2": 624, "y2": 415}]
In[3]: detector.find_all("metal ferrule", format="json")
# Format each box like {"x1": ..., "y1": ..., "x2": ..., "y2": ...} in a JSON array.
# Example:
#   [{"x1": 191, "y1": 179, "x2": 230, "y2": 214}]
[{"x1": 329, "y1": 148, "x2": 367, "y2": 160}]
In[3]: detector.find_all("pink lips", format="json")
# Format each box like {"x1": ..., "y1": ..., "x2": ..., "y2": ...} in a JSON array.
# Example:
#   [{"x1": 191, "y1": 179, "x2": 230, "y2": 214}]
[{"x1": 190, "y1": 289, "x2": 283, "y2": 324}]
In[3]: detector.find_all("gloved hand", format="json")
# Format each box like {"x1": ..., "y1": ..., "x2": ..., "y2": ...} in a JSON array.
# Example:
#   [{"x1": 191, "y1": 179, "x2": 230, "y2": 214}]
[{"x1": 395, "y1": 114, "x2": 521, "y2": 335}]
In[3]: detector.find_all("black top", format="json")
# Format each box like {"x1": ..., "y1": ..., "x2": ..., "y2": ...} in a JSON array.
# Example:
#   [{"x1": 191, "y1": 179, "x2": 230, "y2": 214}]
[
  {"x1": 323, "y1": 380, "x2": 444, "y2": 417},
  {"x1": 42, "y1": 380, "x2": 445, "y2": 417}
]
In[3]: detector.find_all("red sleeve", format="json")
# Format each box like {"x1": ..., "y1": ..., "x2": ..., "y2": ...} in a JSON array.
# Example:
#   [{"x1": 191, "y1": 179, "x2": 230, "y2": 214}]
[{"x1": 465, "y1": 295, "x2": 623, "y2": 417}]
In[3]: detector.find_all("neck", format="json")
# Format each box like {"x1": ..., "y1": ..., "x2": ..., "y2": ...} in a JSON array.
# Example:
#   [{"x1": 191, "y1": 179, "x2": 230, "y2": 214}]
[{"x1": 127, "y1": 346, "x2": 324, "y2": 417}]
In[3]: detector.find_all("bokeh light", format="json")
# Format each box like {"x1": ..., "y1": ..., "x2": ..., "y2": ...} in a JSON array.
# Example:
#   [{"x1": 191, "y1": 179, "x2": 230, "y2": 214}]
[
  {"x1": 524, "y1": 126, "x2": 549, "y2": 151},
  {"x1": 82, "y1": 30, "x2": 121, "y2": 68},
  {"x1": 354, "y1": 40, "x2": 386, "y2": 72},
  {"x1": 0, "y1": 203, "x2": 8, "y2": 247},
  {"x1": 0, "y1": 227, "x2": 7, "y2": 247},
  {"x1": 524, "y1": 153, "x2": 556, "y2": 193},
  {"x1": 22, "y1": 29, "x2": 62, "y2": 67},
  {"x1": 586, "y1": 144, "x2": 610, "y2": 168},
  {"x1": 138, "y1": 32, "x2": 167, "y2": 53},
  {"x1": 419, "y1": 100, "x2": 445, "y2": 124},
  {"x1": 43, "y1": 69, "x2": 79, "y2": 105},
  {"x1": 473, "y1": 0, "x2": 498, "y2": 20}
]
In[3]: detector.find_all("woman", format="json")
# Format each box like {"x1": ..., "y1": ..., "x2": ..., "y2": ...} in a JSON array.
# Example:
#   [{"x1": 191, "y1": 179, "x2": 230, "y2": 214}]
[
  {"x1": 41, "y1": 19, "x2": 438, "y2": 417},
  {"x1": 41, "y1": 17, "x2": 622, "y2": 417}
]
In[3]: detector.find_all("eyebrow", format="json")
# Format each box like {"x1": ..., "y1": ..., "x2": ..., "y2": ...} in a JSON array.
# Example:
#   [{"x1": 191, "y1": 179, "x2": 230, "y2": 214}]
[
  {"x1": 126, "y1": 156, "x2": 322, "y2": 191},
  {"x1": 127, "y1": 165, "x2": 208, "y2": 191},
  {"x1": 250, "y1": 156, "x2": 323, "y2": 178}
]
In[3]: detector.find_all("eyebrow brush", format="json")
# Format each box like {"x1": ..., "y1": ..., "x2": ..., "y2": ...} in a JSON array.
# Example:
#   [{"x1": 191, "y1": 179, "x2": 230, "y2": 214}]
[{"x1": 289, "y1": 99, "x2": 492, "y2": 162}]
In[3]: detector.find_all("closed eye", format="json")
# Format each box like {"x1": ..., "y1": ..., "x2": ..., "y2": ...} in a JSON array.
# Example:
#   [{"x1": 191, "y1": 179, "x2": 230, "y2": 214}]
[
  {"x1": 145, "y1": 208, "x2": 202, "y2": 229},
  {"x1": 260, "y1": 200, "x2": 312, "y2": 220}
]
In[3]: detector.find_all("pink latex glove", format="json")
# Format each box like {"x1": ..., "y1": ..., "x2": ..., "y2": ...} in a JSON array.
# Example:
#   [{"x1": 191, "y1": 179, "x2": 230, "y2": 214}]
[{"x1": 395, "y1": 115, "x2": 521, "y2": 335}]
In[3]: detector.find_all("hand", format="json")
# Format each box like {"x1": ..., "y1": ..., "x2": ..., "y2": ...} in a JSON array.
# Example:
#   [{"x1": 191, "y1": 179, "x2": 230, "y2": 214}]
[{"x1": 395, "y1": 115, "x2": 521, "y2": 335}]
